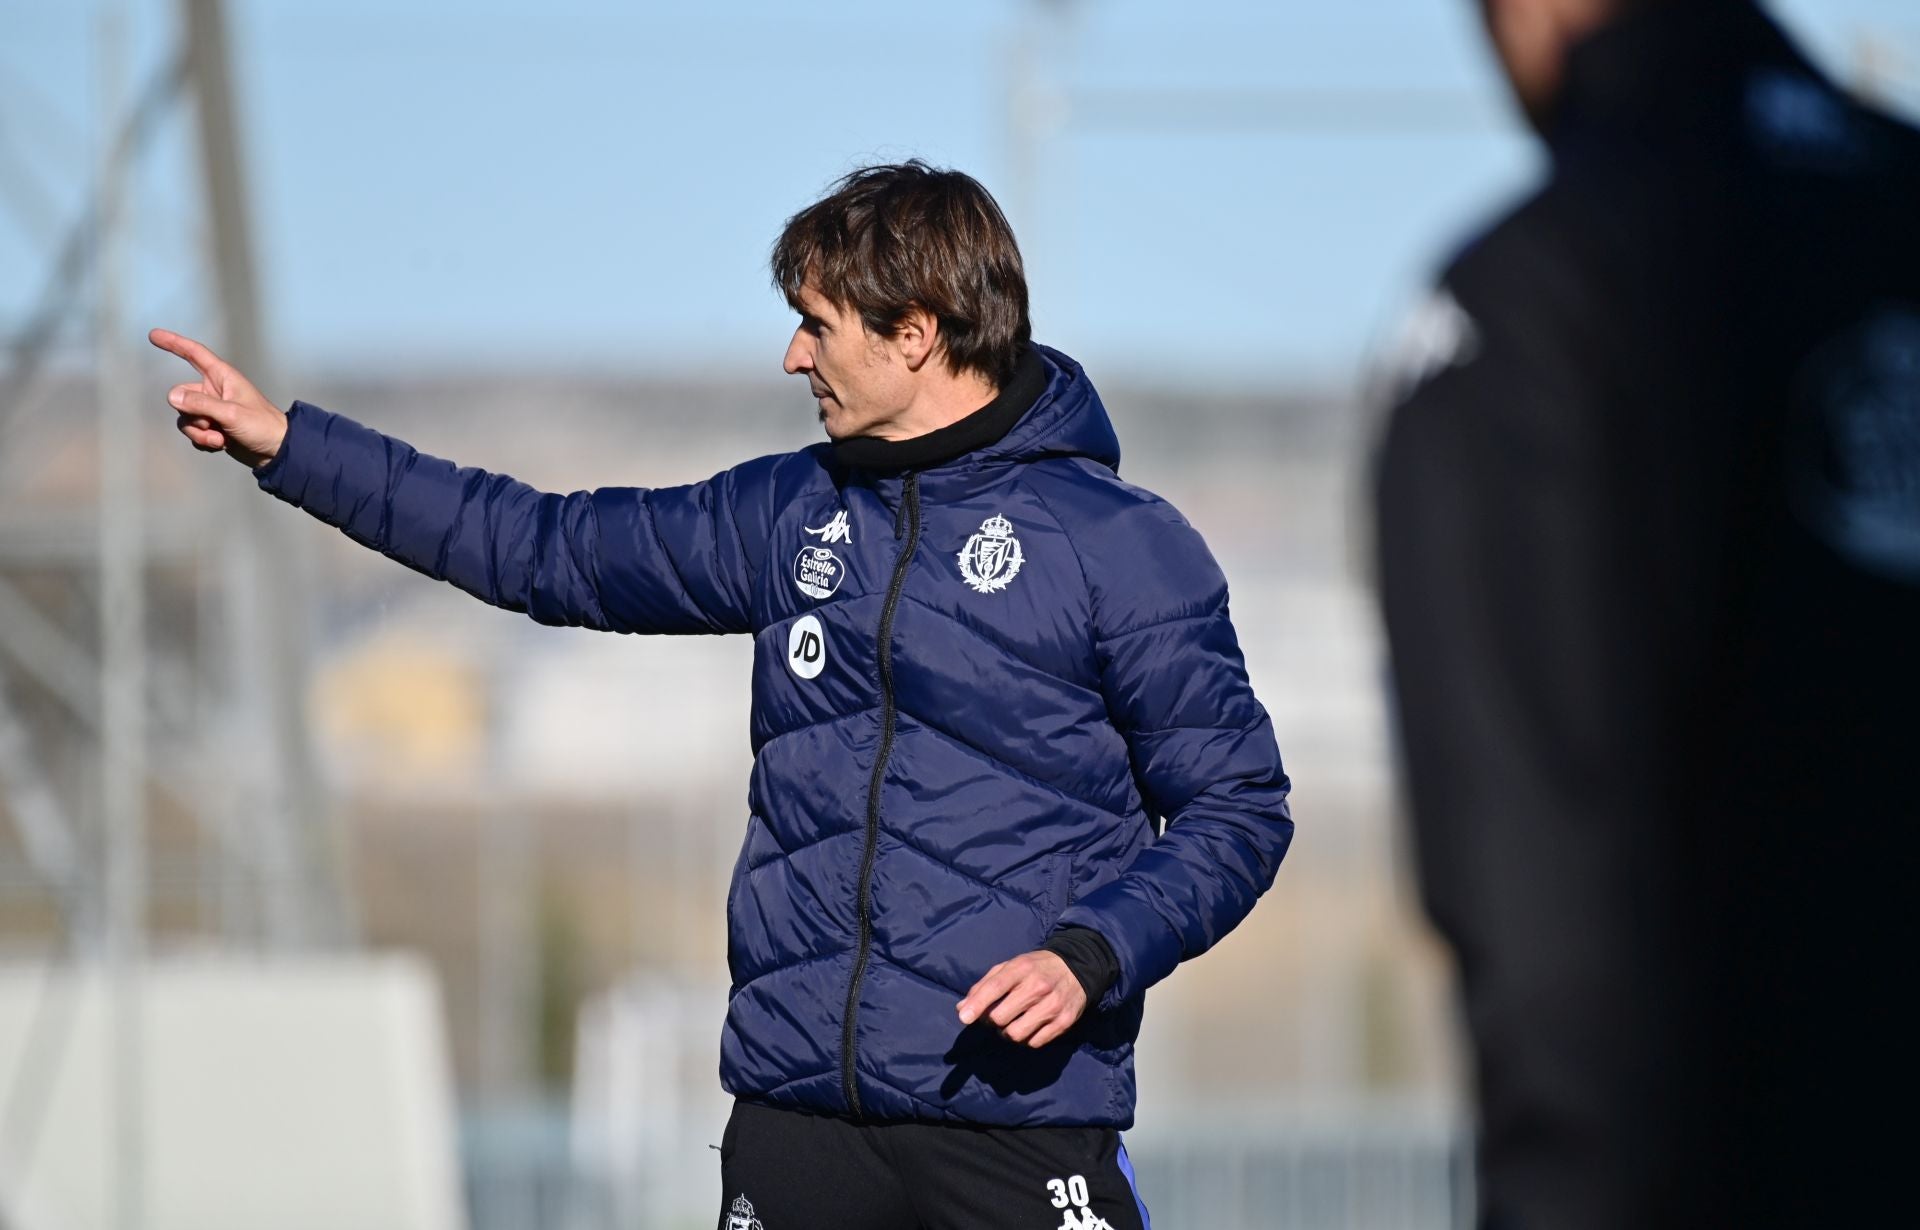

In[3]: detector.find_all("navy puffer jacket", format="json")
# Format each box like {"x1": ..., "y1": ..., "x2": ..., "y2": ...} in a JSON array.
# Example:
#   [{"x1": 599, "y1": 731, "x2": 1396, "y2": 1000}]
[{"x1": 256, "y1": 345, "x2": 1293, "y2": 1127}]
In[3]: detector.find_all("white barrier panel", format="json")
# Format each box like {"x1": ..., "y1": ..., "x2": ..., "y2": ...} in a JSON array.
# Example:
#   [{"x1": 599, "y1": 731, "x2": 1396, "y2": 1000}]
[
  {"x1": 569, "y1": 977, "x2": 732, "y2": 1230},
  {"x1": 0, "y1": 955, "x2": 465, "y2": 1230}
]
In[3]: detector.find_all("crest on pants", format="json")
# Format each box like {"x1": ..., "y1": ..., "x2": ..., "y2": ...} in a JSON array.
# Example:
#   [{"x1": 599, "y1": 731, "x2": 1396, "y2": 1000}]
[
  {"x1": 728, "y1": 1194, "x2": 765, "y2": 1230},
  {"x1": 958, "y1": 513, "x2": 1024, "y2": 594}
]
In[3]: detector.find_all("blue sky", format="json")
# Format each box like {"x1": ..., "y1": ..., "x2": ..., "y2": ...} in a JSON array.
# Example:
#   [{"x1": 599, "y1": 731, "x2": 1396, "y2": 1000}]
[{"x1": 5, "y1": 0, "x2": 1916, "y2": 390}]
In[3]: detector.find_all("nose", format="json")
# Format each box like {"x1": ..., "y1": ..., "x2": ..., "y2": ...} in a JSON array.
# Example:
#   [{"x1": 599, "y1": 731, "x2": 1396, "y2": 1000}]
[{"x1": 783, "y1": 327, "x2": 813, "y2": 376}]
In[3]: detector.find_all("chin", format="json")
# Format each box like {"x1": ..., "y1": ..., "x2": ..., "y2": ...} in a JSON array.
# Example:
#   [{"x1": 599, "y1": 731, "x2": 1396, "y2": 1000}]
[{"x1": 819, "y1": 409, "x2": 863, "y2": 441}]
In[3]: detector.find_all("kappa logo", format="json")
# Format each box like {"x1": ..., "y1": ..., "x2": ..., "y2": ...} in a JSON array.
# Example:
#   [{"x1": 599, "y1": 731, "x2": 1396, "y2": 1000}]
[
  {"x1": 1044, "y1": 1174, "x2": 1113, "y2": 1230},
  {"x1": 958, "y1": 513, "x2": 1024, "y2": 594},
  {"x1": 787, "y1": 614, "x2": 826, "y2": 680},
  {"x1": 804, "y1": 509, "x2": 853, "y2": 545},
  {"x1": 793, "y1": 546, "x2": 844, "y2": 600},
  {"x1": 1382, "y1": 287, "x2": 1480, "y2": 406},
  {"x1": 727, "y1": 1194, "x2": 765, "y2": 1230}
]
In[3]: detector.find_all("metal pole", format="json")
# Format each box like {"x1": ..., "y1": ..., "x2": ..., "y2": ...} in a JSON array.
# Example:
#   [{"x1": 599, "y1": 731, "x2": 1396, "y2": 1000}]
[
  {"x1": 179, "y1": 0, "x2": 262, "y2": 373},
  {"x1": 96, "y1": 1, "x2": 146, "y2": 1225},
  {"x1": 178, "y1": 0, "x2": 347, "y2": 949},
  {"x1": 1003, "y1": 5, "x2": 1069, "y2": 274},
  {"x1": 1004, "y1": 2, "x2": 1078, "y2": 346},
  {"x1": 479, "y1": 791, "x2": 536, "y2": 1100},
  {"x1": 477, "y1": 787, "x2": 538, "y2": 1227},
  {"x1": 0, "y1": 677, "x2": 82, "y2": 909}
]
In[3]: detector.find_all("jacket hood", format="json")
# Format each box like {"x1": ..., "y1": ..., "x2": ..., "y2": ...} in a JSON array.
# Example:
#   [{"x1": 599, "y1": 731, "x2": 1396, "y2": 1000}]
[{"x1": 977, "y1": 345, "x2": 1122, "y2": 474}]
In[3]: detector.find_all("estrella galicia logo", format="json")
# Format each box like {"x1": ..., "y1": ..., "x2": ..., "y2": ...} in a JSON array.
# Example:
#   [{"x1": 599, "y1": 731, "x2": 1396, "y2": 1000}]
[
  {"x1": 793, "y1": 546, "x2": 844, "y2": 600},
  {"x1": 787, "y1": 614, "x2": 826, "y2": 680},
  {"x1": 1790, "y1": 306, "x2": 1920, "y2": 584},
  {"x1": 958, "y1": 513, "x2": 1024, "y2": 594}
]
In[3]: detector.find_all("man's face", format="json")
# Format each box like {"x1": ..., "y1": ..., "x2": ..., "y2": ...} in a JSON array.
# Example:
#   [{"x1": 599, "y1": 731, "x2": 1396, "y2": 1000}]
[
  {"x1": 1479, "y1": 0, "x2": 1620, "y2": 133},
  {"x1": 782, "y1": 283, "x2": 915, "y2": 441}
]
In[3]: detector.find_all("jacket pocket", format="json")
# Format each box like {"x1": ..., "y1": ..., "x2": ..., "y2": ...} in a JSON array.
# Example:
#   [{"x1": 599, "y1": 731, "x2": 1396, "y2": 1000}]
[{"x1": 1043, "y1": 851, "x2": 1075, "y2": 923}]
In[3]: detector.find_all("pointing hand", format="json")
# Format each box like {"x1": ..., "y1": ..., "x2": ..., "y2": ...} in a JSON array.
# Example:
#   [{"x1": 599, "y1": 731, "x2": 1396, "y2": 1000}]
[{"x1": 148, "y1": 328, "x2": 287, "y2": 469}]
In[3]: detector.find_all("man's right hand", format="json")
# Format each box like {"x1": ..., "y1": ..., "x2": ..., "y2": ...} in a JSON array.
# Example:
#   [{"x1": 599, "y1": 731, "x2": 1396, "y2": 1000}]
[{"x1": 149, "y1": 328, "x2": 288, "y2": 469}]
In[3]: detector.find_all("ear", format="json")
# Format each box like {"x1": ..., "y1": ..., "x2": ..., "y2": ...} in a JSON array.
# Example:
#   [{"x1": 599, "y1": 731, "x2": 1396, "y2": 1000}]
[{"x1": 893, "y1": 304, "x2": 942, "y2": 372}]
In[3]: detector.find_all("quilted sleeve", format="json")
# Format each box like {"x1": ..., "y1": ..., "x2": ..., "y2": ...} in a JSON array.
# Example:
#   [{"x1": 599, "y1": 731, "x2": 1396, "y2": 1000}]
[
  {"x1": 254, "y1": 400, "x2": 769, "y2": 635},
  {"x1": 1054, "y1": 495, "x2": 1294, "y2": 1008}
]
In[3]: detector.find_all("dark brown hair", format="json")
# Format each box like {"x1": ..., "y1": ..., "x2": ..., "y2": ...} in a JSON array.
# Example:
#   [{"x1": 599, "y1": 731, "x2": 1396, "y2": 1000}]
[{"x1": 771, "y1": 161, "x2": 1032, "y2": 386}]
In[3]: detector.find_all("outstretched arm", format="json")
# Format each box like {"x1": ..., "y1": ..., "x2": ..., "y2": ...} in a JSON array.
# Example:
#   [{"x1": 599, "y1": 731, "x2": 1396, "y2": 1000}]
[{"x1": 150, "y1": 328, "x2": 762, "y2": 635}]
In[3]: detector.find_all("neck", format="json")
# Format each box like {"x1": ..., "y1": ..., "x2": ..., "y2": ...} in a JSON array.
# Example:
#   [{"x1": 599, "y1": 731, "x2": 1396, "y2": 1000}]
[
  {"x1": 831, "y1": 346, "x2": 1048, "y2": 473},
  {"x1": 867, "y1": 368, "x2": 1001, "y2": 442}
]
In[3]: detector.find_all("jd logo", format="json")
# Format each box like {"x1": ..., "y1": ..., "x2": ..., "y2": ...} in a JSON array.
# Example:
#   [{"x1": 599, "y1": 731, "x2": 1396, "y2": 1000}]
[{"x1": 787, "y1": 614, "x2": 826, "y2": 680}]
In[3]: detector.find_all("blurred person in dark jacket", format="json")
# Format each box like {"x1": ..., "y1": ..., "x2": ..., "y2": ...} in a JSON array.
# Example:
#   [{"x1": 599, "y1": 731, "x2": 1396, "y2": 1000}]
[{"x1": 1375, "y1": 0, "x2": 1920, "y2": 1226}]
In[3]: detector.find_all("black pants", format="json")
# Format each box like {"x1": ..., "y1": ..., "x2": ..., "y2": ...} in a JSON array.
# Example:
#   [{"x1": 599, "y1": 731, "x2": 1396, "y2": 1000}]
[{"x1": 716, "y1": 1100, "x2": 1151, "y2": 1230}]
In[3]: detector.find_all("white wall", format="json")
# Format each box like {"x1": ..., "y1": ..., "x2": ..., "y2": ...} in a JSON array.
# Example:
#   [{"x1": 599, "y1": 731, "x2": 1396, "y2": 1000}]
[{"x1": 0, "y1": 956, "x2": 464, "y2": 1230}]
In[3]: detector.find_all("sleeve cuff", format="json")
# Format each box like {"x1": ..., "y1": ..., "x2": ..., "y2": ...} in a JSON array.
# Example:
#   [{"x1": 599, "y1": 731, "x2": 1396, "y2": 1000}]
[
  {"x1": 1058, "y1": 886, "x2": 1184, "y2": 1010},
  {"x1": 1041, "y1": 925, "x2": 1121, "y2": 1008},
  {"x1": 252, "y1": 399, "x2": 325, "y2": 493}
]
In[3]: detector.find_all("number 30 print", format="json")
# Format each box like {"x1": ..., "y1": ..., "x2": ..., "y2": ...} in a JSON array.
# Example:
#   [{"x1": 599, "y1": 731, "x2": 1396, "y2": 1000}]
[{"x1": 1046, "y1": 1175, "x2": 1091, "y2": 1209}]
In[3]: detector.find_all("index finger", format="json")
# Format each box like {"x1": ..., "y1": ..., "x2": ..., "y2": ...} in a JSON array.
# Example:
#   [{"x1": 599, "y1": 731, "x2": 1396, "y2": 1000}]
[
  {"x1": 148, "y1": 328, "x2": 231, "y2": 380},
  {"x1": 957, "y1": 963, "x2": 1018, "y2": 1025}
]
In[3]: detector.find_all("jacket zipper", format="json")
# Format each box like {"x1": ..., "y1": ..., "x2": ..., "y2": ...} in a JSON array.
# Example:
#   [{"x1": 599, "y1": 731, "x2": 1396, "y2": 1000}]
[{"x1": 841, "y1": 471, "x2": 921, "y2": 1117}]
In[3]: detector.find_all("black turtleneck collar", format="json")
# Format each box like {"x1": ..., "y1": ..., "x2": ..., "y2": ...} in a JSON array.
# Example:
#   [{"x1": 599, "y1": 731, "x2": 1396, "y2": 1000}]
[
  {"x1": 831, "y1": 346, "x2": 1048, "y2": 472},
  {"x1": 1549, "y1": 0, "x2": 1815, "y2": 153}
]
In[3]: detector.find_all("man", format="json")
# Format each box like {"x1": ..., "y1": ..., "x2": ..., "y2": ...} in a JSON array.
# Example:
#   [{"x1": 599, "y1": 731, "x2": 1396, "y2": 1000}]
[
  {"x1": 154, "y1": 162, "x2": 1293, "y2": 1230},
  {"x1": 1376, "y1": 2, "x2": 1919, "y2": 1227}
]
